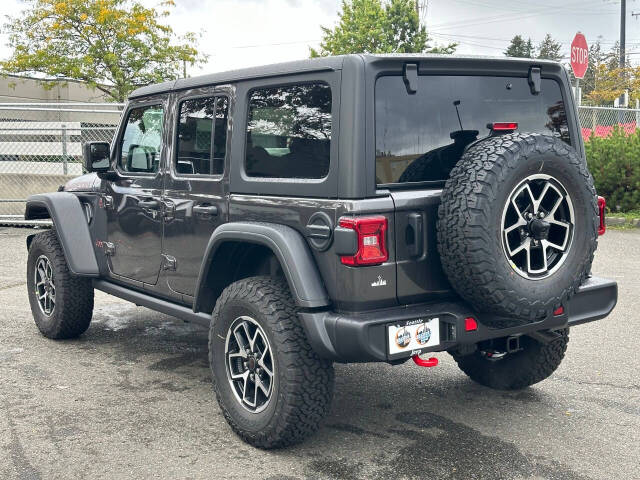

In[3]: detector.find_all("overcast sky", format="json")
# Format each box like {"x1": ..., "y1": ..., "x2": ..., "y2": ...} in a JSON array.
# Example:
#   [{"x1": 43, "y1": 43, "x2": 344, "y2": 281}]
[{"x1": 0, "y1": 0, "x2": 637, "y2": 74}]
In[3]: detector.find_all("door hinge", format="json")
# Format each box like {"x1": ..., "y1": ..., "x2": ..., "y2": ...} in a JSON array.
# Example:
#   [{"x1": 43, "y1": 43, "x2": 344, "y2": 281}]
[
  {"x1": 99, "y1": 195, "x2": 113, "y2": 209},
  {"x1": 161, "y1": 254, "x2": 177, "y2": 271},
  {"x1": 162, "y1": 200, "x2": 175, "y2": 219},
  {"x1": 104, "y1": 241, "x2": 116, "y2": 256}
]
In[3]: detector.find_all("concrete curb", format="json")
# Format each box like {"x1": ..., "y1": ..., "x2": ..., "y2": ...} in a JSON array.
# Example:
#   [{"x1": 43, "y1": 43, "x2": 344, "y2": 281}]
[{"x1": 606, "y1": 217, "x2": 640, "y2": 227}]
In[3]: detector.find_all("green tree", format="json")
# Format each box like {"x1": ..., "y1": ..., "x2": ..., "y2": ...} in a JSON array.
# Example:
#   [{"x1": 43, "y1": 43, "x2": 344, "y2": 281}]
[
  {"x1": 584, "y1": 41, "x2": 635, "y2": 105},
  {"x1": 504, "y1": 35, "x2": 534, "y2": 58},
  {"x1": 536, "y1": 34, "x2": 562, "y2": 61},
  {"x1": 577, "y1": 38, "x2": 604, "y2": 98},
  {"x1": 1, "y1": 0, "x2": 207, "y2": 101},
  {"x1": 310, "y1": 0, "x2": 456, "y2": 57}
]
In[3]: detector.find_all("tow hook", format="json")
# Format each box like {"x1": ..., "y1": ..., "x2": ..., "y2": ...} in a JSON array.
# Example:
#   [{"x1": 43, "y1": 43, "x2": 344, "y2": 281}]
[{"x1": 412, "y1": 354, "x2": 439, "y2": 367}]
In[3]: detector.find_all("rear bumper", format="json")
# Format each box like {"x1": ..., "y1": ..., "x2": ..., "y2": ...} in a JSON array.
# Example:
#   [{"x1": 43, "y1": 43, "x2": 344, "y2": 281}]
[{"x1": 299, "y1": 276, "x2": 617, "y2": 363}]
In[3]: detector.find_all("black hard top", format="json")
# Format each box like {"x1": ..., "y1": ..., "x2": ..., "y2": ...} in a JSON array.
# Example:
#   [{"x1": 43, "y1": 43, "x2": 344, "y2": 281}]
[{"x1": 128, "y1": 53, "x2": 561, "y2": 99}]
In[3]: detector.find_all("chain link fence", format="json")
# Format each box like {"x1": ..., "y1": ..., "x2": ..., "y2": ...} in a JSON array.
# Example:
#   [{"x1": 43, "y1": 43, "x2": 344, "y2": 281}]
[
  {"x1": 577, "y1": 106, "x2": 640, "y2": 140},
  {"x1": 0, "y1": 103, "x2": 122, "y2": 217},
  {"x1": 0, "y1": 103, "x2": 638, "y2": 219}
]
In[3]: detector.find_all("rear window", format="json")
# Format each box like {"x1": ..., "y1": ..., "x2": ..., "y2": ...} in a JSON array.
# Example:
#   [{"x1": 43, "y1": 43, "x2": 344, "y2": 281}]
[
  {"x1": 245, "y1": 82, "x2": 332, "y2": 179},
  {"x1": 375, "y1": 75, "x2": 570, "y2": 185}
]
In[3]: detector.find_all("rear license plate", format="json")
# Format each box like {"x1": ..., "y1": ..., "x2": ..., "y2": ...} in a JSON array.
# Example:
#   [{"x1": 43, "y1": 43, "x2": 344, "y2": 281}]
[{"x1": 387, "y1": 318, "x2": 440, "y2": 355}]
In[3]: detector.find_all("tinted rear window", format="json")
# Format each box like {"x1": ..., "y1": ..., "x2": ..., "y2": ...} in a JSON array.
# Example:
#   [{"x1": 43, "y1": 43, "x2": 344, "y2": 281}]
[
  {"x1": 375, "y1": 75, "x2": 570, "y2": 185},
  {"x1": 245, "y1": 83, "x2": 332, "y2": 179}
]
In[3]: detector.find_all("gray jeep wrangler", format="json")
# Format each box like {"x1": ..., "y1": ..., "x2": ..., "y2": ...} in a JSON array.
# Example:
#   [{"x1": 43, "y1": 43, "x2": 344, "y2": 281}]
[{"x1": 25, "y1": 54, "x2": 617, "y2": 448}]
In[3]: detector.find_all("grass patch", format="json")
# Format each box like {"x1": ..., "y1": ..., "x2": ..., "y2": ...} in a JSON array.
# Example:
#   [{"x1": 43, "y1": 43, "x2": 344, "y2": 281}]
[{"x1": 608, "y1": 209, "x2": 640, "y2": 221}]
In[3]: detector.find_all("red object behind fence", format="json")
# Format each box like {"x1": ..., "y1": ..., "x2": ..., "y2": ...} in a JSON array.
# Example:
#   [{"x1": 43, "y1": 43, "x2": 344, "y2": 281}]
[{"x1": 582, "y1": 122, "x2": 638, "y2": 142}]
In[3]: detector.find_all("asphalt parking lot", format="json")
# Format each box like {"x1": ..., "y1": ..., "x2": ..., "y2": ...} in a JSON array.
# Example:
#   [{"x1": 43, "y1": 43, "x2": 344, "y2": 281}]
[{"x1": 1, "y1": 226, "x2": 638, "y2": 480}]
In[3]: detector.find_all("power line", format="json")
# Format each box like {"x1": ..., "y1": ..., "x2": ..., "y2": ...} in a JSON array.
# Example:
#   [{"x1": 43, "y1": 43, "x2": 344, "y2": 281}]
[
  {"x1": 430, "y1": 0, "x2": 619, "y2": 30},
  {"x1": 430, "y1": 31, "x2": 640, "y2": 47}
]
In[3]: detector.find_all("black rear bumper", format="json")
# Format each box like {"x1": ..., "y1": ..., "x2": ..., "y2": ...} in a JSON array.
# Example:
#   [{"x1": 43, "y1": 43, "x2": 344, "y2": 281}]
[{"x1": 299, "y1": 276, "x2": 617, "y2": 363}]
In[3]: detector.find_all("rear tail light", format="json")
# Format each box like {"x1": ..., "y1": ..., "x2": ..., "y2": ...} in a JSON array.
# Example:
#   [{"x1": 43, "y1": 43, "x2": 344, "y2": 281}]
[
  {"x1": 553, "y1": 306, "x2": 564, "y2": 316},
  {"x1": 597, "y1": 196, "x2": 606, "y2": 236},
  {"x1": 489, "y1": 122, "x2": 518, "y2": 132},
  {"x1": 339, "y1": 216, "x2": 388, "y2": 266},
  {"x1": 464, "y1": 317, "x2": 478, "y2": 331}
]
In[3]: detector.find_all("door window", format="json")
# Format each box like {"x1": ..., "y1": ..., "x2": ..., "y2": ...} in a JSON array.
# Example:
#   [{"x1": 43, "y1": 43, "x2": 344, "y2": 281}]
[
  {"x1": 176, "y1": 96, "x2": 229, "y2": 175},
  {"x1": 245, "y1": 83, "x2": 331, "y2": 179},
  {"x1": 118, "y1": 104, "x2": 164, "y2": 174}
]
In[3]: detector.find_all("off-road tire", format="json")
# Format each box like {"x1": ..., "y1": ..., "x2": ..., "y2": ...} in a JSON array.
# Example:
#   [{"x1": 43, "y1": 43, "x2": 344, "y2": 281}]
[
  {"x1": 437, "y1": 133, "x2": 599, "y2": 323},
  {"x1": 208, "y1": 276, "x2": 334, "y2": 449},
  {"x1": 27, "y1": 229, "x2": 94, "y2": 339},
  {"x1": 452, "y1": 329, "x2": 569, "y2": 390}
]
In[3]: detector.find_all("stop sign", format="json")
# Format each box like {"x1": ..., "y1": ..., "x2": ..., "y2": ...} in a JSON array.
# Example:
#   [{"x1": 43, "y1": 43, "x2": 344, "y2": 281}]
[{"x1": 571, "y1": 33, "x2": 589, "y2": 79}]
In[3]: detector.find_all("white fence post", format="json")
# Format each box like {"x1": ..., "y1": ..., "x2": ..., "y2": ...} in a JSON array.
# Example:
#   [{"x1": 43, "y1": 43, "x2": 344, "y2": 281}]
[{"x1": 61, "y1": 124, "x2": 68, "y2": 175}]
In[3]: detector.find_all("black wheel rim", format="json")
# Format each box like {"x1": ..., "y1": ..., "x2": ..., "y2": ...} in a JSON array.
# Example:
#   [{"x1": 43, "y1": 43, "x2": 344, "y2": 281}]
[
  {"x1": 224, "y1": 316, "x2": 275, "y2": 413},
  {"x1": 501, "y1": 174, "x2": 575, "y2": 280}
]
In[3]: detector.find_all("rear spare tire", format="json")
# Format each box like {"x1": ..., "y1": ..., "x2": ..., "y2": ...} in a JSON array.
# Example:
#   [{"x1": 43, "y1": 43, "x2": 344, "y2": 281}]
[{"x1": 437, "y1": 133, "x2": 598, "y2": 323}]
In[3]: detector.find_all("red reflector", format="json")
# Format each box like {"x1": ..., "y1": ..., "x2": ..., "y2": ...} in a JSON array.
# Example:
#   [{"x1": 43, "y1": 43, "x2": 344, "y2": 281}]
[
  {"x1": 491, "y1": 122, "x2": 518, "y2": 131},
  {"x1": 464, "y1": 317, "x2": 478, "y2": 331},
  {"x1": 339, "y1": 216, "x2": 388, "y2": 266},
  {"x1": 553, "y1": 306, "x2": 564, "y2": 316},
  {"x1": 597, "y1": 196, "x2": 606, "y2": 236}
]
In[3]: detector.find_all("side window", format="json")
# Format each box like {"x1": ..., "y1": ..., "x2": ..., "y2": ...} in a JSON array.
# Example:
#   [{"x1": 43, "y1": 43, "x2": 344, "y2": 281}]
[
  {"x1": 119, "y1": 104, "x2": 164, "y2": 174},
  {"x1": 245, "y1": 83, "x2": 331, "y2": 179},
  {"x1": 175, "y1": 96, "x2": 229, "y2": 176}
]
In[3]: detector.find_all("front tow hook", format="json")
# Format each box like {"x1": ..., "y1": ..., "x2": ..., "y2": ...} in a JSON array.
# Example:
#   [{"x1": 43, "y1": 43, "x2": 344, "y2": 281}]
[{"x1": 412, "y1": 354, "x2": 439, "y2": 367}]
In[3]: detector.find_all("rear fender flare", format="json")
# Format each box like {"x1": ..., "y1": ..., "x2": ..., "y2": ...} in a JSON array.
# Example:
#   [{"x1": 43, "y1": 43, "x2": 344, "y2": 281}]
[
  {"x1": 24, "y1": 192, "x2": 99, "y2": 276},
  {"x1": 194, "y1": 222, "x2": 330, "y2": 311}
]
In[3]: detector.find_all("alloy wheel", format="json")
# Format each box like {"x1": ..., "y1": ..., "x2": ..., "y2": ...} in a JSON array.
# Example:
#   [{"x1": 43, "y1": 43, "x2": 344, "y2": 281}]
[
  {"x1": 224, "y1": 316, "x2": 275, "y2": 413},
  {"x1": 34, "y1": 255, "x2": 56, "y2": 316},
  {"x1": 501, "y1": 174, "x2": 575, "y2": 279}
]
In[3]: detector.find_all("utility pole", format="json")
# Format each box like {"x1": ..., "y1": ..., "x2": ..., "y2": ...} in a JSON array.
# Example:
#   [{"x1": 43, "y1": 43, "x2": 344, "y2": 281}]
[
  {"x1": 415, "y1": 1, "x2": 427, "y2": 27},
  {"x1": 621, "y1": 0, "x2": 626, "y2": 69},
  {"x1": 619, "y1": 0, "x2": 627, "y2": 109}
]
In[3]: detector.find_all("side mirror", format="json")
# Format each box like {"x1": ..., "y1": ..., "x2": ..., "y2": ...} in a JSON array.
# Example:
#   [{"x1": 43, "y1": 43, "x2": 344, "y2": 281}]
[{"x1": 82, "y1": 142, "x2": 111, "y2": 172}]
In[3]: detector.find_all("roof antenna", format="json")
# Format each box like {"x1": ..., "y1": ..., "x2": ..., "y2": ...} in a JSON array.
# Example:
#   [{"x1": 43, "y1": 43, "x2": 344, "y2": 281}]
[{"x1": 453, "y1": 100, "x2": 464, "y2": 130}]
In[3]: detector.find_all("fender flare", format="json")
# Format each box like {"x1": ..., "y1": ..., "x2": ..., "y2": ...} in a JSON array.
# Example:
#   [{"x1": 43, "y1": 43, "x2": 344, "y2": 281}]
[
  {"x1": 194, "y1": 222, "x2": 330, "y2": 311},
  {"x1": 24, "y1": 192, "x2": 99, "y2": 276}
]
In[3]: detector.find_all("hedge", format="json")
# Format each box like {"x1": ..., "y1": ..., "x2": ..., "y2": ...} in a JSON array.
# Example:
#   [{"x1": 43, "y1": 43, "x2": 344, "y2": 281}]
[{"x1": 585, "y1": 127, "x2": 640, "y2": 212}]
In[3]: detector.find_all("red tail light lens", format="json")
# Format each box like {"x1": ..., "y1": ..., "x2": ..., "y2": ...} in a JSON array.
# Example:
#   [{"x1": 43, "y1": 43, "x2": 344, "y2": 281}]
[
  {"x1": 490, "y1": 122, "x2": 518, "y2": 131},
  {"x1": 597, "y1": 196, "x2": 606, "y2": 236},
  {"x1": 464, "y1": 317, "x2": 478, "y2": 331},
  {"x1": 339, "y1": 216, "x2": 388, "y2": 266}
]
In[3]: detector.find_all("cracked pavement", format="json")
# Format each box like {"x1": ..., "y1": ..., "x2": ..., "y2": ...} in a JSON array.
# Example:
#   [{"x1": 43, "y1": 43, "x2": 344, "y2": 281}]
[{"x1": 0, "y1": 226, "x2": 639, "y2": 479}]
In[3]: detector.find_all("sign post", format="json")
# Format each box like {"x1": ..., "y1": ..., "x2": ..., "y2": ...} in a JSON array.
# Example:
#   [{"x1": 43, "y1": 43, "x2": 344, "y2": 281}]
[{"x1": 571, "y1": 32, "x2": 589, "y2": 105}]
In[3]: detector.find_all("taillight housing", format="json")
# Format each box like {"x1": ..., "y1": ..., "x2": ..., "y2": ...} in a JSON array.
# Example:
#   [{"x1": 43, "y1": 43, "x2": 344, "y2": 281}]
[
  {"x1": 339, "y1": 216, "x2": 388, "y2": 266},
  {"x1": 597, "y1": 196, "x2": 606, "y2": 236}
]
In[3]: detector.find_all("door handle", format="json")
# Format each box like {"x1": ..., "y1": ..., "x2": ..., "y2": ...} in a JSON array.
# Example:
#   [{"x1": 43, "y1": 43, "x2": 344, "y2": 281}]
[
  {"x1": 193, "y1": 205, "x2": 218, "y2": 216},
  {"x1": 138, "y1": 199, "x2": 159, "y2": 209}
]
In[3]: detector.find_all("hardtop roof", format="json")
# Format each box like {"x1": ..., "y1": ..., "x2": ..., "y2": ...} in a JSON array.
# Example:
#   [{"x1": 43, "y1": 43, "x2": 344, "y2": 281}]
[{"x1": 128, "y1": 53, "x2": 562, "y2": 99}]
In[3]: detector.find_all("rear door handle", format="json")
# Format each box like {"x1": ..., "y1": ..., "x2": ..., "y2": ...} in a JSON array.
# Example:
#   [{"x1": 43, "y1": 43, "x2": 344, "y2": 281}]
[
  {"x1": 138, "y1": 199, "x2": 159, "y2": 209},
  {"x1": 193, "y1": 205, "x2": 218, "y2": 216}
]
